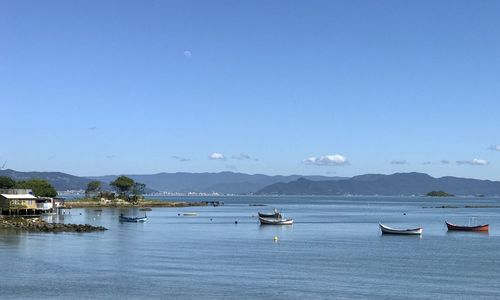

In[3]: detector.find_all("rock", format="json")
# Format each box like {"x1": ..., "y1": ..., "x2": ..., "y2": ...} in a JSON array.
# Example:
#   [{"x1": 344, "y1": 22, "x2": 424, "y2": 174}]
[{"x1": 0, "y1": 216, "x2": 107, "y2": 233}]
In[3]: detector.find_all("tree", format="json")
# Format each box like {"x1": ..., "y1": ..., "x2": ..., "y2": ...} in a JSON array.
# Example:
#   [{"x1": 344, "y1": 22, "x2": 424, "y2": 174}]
[
  {"x1": 85, "y1": 181, "x2": 102, "y2": 197},
  {"x1": 426, "y1": 190, "x2": 454, "y2": 197},
  {"x1": 0, "y1": 176, "x2": 16, "y2": 189},
  {"x1": 132, "y1": 182, "x2": 146, "y2": 196},
  {"x1": 110, "y1": 176, "x2": 135, "y2": 197},
  {"x1": 15, "y1": 179, "x2": 57, "y2": 197},
  {"x1": 129, "y1": 182, "x2": 146, "y2": 203}
]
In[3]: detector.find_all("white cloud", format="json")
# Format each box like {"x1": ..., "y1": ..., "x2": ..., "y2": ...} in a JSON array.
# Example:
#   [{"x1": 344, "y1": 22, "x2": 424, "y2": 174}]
[
  {"x1": 303, "y1": 154, "x2": 348, "y2": 166},
  {"x1": 183, "y1": 50, "x2": 192, "y2": 58},
  {"x1": 440, "y1": 160, "x2": 450, "y2": 164},
  {"x1": 489, "y1": 145, "x2": 500, "y2": 151},
  {"x1": 209, "y1": 152, "x2": 225, "y2": 160},
  {"x1": 390, "y1": 160, "x2": 407, "y2": 165},
  {"x1": 456, "y1": 158, "x2": 489, "y2": 166}
]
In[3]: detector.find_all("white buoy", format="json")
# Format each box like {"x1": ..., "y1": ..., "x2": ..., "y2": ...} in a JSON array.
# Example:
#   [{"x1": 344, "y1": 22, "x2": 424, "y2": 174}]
[{"x1": 273, "y1": 236, "x2": 279, "y2": 242}]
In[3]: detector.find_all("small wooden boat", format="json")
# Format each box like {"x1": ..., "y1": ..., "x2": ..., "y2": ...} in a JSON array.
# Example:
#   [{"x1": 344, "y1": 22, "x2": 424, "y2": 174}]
[
  {"x1": 446, "y1": 221, "x2": 489, "y2": 232},
  {"x1": 258, "y1": 209, "x2": 281, "y2": 218},
  {"x1": 119, "y1": 214, "x2": 147, "y2": 222},
  {"x1": 259, "y1": 216, "x2": 293, "y2": 225},
  {"x1": 41, "y1": 212, "x2": 57, "y2": 216},
  {"x1": 379, "y1": 223, "x2": 422, "y2": 235},
  {"x1": 183, "y1": 212, "x2": 198, "y2": 217}
]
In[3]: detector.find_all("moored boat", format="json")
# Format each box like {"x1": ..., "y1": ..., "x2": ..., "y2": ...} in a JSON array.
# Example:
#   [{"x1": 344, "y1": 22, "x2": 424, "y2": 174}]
[
  {"x1": 183, "y1": 212, "x2": 198, "y2": 217},
  {"x1": 258, "y1": 209, "x2": 281, "y2": 218},
  {"x1": 445, "y1": 221, "x2": 489, "y2": 232},
  {"x1": 259, "y1": 216, "x2": 293, "y2": 225},
  {"x1": 379, "y1": 223, "x2": 423, "y2": 235},
  {"x1": 119, "y1": 214, "x2": 147, "y2": 222}
]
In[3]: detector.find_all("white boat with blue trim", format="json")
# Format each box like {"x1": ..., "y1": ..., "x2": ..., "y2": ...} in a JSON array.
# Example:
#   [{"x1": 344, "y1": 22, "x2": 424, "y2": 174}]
[
  {"x1": 259, "y1": 216, "x2": 293, "y2": 225},
  {"x1": 379, "y1": 223, "x2": 422, "y2": 235}
]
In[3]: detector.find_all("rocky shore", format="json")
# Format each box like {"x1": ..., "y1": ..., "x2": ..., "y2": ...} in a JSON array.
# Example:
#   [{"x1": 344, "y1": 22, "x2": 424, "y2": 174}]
[{"x1": 0, "y1": 216, "x2": 107, "y2": 233}]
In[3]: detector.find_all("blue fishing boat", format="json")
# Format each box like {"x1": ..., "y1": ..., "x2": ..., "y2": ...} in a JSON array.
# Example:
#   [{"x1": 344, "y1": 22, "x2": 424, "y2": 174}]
[{"x1": 119, "y1": 213, "x2": 147, "y2": 222}]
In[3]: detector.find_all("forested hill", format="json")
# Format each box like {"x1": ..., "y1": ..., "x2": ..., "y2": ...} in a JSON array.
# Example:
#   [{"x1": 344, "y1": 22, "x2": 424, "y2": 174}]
[
  {"x1": 0, "y1": 169, "x2": 93, "y2": 190},
  {"x1": 256, "y1": 172, "x2": 500, "y2": 196}
]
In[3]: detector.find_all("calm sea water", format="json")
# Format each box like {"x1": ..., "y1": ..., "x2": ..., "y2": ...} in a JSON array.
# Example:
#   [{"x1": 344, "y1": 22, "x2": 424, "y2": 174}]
[{"x1": 1, "y1": 196, "x2": 500, "y2": 299}]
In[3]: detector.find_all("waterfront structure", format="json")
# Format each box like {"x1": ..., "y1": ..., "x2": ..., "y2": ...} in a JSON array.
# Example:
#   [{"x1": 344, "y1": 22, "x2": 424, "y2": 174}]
[{"x1": 0, "y1": 189, "x2": 53, "y2": 216}]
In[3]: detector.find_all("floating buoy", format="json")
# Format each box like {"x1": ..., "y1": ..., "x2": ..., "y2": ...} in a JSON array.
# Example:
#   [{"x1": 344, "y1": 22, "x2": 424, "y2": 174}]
[
  {"x1": 234, "y1": 221, "x2": 238, "y2": 224},
  {"x1": 403, "y1": 213, "x2": 406, "y2": 215},
  {"x1": 274, "y1": 236, "x2": 279, "y2": 242}
]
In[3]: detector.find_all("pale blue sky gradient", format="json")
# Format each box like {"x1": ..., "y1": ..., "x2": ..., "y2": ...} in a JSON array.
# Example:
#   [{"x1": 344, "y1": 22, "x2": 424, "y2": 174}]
[{"x1": 1, "y1": 1, "x2": 500, "y2": 179}]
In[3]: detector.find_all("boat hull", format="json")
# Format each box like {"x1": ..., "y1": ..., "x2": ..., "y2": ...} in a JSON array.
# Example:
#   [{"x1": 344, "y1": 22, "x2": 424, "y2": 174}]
[
  {"x1": 446, "y1": 222, "x2": 489, "y2": 232},
  {"x1": 183, "y1": 212, "x2": 198, "y2": 217},
  {"x1": 259, "y1": 217, "x2": 293, "y2": 225},
  {"x1": 119, "y1": 216, "x2": 147, "y2": 222},
  {"x1": 379, "y1": 223, "x2": 422, "y2": 235}
]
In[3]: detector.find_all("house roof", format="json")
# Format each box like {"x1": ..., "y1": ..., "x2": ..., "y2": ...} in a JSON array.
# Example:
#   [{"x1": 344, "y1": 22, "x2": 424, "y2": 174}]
[{"x1": 0, "y1": 194, "x2": 37, "y2": 200}]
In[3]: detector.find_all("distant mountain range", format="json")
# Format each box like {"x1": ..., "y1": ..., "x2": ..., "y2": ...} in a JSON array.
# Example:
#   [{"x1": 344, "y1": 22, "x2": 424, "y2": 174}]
[
  {"x1": 256, "y1": 172, "x2": 500, "y2": 196},
  {"x1": 88, "y1": 172, "x2": 344, "y2": 194},
  {"x1": 0, "y1": 169, "x2": 342, "y2": 194},
  {"x1": 3, "y1": 169, "x2": 500, "y2": 196},
  {"x1": 0, "y1": 169, "x2": 94, "y2": 191}
]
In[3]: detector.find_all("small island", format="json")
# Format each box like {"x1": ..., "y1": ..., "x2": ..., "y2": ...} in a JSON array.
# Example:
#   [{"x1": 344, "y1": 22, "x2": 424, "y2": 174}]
[
  {"x1": 67, "y1": 176, "x2": 209, "y2": 208},
  {"x1": 426, "y1": 190, "x2": 454, "y2": 197}
]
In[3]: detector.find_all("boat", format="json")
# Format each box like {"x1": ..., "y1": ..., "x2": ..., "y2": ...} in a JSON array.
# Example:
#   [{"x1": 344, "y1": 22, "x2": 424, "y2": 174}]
[
  {"x1": 41, "y1": 212, "x2": 57, "y2": 216},
  {"x1": 119, "y1": 214, "x2": 147, "y2": 222},
  {"x1": 183, "y1": 212, "x2": 198, "y2": 217},
  {"x1": 445, "y1": 221, "x2": 489, "y2": 232},
  {"x1": 379, "y1": 223, "x2": 423, "y2": 235},
  {"x1": 258, "y1": 209, "x2": 281, "y2": 218},
  {"x1": 259, "y1": 216, "x2": 293, "y2": 225}
]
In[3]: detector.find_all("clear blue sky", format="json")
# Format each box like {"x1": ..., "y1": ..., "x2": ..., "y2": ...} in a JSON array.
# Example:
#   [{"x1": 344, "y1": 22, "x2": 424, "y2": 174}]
[{"x1": 1, "y1": 0, "x2": 500, "y2": 179}]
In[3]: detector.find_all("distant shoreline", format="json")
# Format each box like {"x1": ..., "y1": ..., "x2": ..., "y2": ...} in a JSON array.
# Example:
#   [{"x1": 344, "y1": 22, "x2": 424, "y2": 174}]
[{"x1": 65, "y1": 199, "x2": 208, "y2": 208}]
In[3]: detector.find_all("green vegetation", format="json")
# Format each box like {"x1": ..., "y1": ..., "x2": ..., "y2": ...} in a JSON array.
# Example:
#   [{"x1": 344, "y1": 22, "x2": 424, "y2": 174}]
[
  {"x1": 110, "y1": 176, "x2": 135, "y2": 195},
  {"x1": 85, "y1": 180, "x2": 102, "y2": 197},
  {"x1": 0, "y1": 176, "x2": 57, "y2": 197},
  {"x1": 110, "y1": 176, "x2": 145, "y2": 203},
  {"x1": 98, "y1": 191, "x2": 116, "y2": 200},
  {"x1": 15, "y1": 179, "x2": 57, "y2": 197},
  {"x1": 426, "y1": 190, "x2": 454, "y2": 197},
  {"x1": 0, "y1": 176, "x2": 16, "y2": 189}
]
